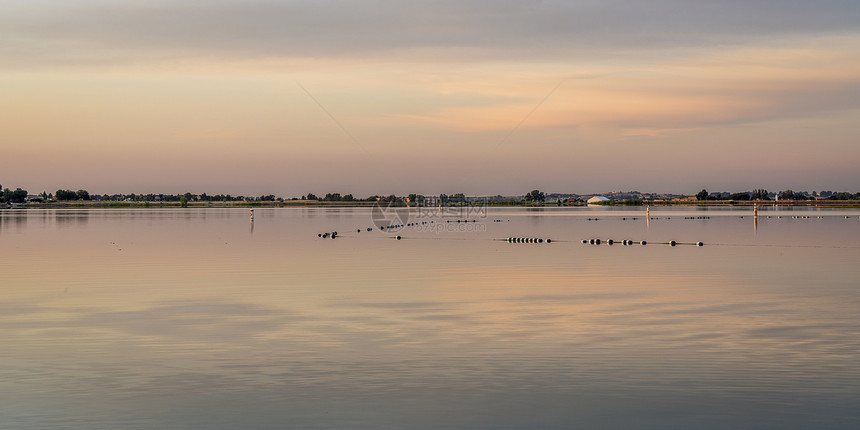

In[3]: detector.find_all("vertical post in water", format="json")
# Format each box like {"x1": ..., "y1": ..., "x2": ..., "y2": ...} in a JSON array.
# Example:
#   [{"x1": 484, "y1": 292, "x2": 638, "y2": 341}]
[{"x1": 753, "y1": 204, "x2": 758, "y2": 235}]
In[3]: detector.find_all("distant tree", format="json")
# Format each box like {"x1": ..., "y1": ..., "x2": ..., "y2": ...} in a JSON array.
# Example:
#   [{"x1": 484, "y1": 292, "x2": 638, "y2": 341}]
[
  {"x1": 306, "y1": 193, "x2": 319, "y2": 201},
  {"x1": 56, "y1": 189, "x2": 77, "y2": 200},
  {"x1": 696, "y1": 189, "x2": 709, "y2": 201},
  {"x1": 830, "y1": 192, "x2": 857, "y2": 200},
  {"x1": 729, "y1": 191, "x2": 751, "y2": 201},
  {"x1": 76, "y1": 189, "x2": 90, "y2": 200},
  {"x1": 751, "y1": 189, "x2": 769, "y2": 200},
  {"x1": 3, "y1": 188, "x2": 29, "y2": 203},
  {"x1": 179, "y1": 196, "x2": 188, "y2": 208},
  {"x1": 780, "y1": 190, "x2": 812, "y2": 200},
  {"x1": 524, "y1": 190, "x2": 546, "y2": 203},
  {"x1": 324, "y1": 193, "x2": 342, "y2": 201}
]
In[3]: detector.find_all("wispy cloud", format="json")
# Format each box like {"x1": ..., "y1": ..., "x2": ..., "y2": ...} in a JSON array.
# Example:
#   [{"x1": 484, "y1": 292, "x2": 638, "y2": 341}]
[{"x1": 3, "y1": 1, "x2": 859, "y2": 67}]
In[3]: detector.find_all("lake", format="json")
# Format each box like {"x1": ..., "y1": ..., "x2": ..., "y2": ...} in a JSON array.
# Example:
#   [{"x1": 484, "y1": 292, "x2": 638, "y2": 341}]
[{"x1": 1, "y1": 206, "x2": 859, "y2": 429}]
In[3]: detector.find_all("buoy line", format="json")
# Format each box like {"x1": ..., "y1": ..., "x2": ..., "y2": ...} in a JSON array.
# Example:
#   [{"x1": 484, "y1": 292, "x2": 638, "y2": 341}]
[
  {"x1": 312, "y1": 233, "x2": 860, "y2": 249},
  {"x1": 503, "y1": 237, "x2": 552, "y2": 243},
  {"x1": 580, "y1": 239, "x2": 703, "y2": 246}
]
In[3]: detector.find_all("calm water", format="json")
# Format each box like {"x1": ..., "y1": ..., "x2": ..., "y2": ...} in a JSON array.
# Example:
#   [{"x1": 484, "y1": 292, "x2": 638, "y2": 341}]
[{"x1": 1, "y1": 206, "x2": 859, "y2": 429}]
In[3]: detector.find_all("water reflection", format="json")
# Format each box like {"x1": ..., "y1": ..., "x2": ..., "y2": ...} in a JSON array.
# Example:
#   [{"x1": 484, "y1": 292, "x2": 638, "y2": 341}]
[
  {"x1": 0, "y1": 210, "x2": 28, "y2": 233},
  {"x1": 1, "y1": 207, "x2": 859, "y2": 430},
  {"x1": 54, "y1": 210, "x2": 90, "y2": 227}
]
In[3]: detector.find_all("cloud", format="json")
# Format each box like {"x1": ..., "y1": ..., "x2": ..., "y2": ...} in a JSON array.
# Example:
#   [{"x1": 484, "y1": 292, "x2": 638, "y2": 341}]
[
  {"x1": 2, "y1": 0, "x2": 859, "y2": 67},
  {"x1": 378, "y1": 37, "x2": 860, "y2": 137}
]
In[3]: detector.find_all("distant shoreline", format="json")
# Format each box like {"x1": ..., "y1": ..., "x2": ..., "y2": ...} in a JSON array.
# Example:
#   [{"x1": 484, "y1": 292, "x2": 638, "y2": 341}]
[{"x1": 9, "y1": 200, "x2": 860, "y2": 209}]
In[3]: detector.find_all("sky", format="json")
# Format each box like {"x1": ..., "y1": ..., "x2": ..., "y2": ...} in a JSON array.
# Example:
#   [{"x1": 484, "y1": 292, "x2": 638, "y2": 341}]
[{"x1": 2, "y1": 0, "x2": 859, "y2": 197}]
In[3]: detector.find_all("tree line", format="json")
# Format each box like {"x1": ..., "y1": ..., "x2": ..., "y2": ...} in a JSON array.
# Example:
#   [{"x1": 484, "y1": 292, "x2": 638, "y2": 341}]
[
  {"x1": 5, "y1": 183, "x2": 860, "y2": 206},
  {"x1": 1, "y1": 185, "x2": 29, "y2": 203},
  {"x1": 696, "y1": 189, "x2": 860, "y2": 201}
]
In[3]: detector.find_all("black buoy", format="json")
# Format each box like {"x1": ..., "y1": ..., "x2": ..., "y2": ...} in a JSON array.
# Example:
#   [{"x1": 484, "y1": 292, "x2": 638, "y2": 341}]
[
  {"x1": 581, "y1": 239, "x2": 588, "y2": 244},
  {"x1": 697, "y1": 241, "x2": 704, "y2": 246},
  {"x1": 546, "y1": 239, "x2": 552, "y2": 243},
  {"x1": 318, "y1": 233, "x2": 322, "y2": 237},
  {"x1": 396, "y1": 235, "x2": 401, "y2": 240},
  {"x1": 595, "y1": 239, "x2": 601, "y2": 245},
  {"x1": 640, "y1": 240, "x2": 647, "y2": 245},
  {"x1": 357, "y1": 229, "x2": 361, "y2": 233},
  {"x1": 607, "y1": 239, "x2": 614, "y2": 245},
  {"x1": 669, "y1": 240, "x2": 676, "y2": 246}
]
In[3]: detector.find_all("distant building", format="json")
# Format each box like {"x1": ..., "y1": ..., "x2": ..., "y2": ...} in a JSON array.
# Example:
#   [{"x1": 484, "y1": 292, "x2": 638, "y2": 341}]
[
  {"x1": 587, "y1": 196, "x2": 610, "y2": 204},
  {"x1": 26, "y1": 195, "x2": 45, "y2": 203}
]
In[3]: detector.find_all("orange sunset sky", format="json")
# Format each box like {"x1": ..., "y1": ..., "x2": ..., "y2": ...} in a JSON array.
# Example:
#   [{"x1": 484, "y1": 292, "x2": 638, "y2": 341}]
[{"x1": 2, "y1": 1, "x2": 859, "y2": 196}]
